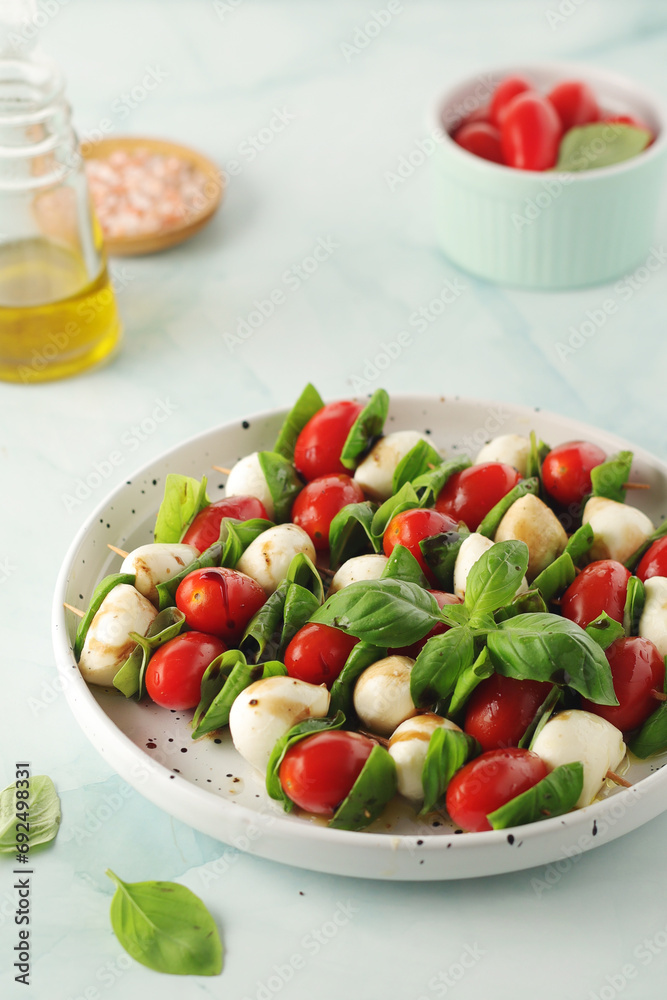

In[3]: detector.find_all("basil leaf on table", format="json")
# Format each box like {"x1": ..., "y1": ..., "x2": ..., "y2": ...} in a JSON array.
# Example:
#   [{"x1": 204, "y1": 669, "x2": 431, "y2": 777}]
[
  {"x1": 0, "y1": 775, "x2": 61, "y2": 853},
  {"x1": 311, "y1": 578, "x2": 441, "y2": 647},
  {"x1": 329, "y1": 744, "x2": 397, "y2": 831},
  {"x1": 623, "y1": 576, "x2": 645, "y2": 636},
  {"x1": 565, "y1": 523, "x2": 595, "y2": 564},
  {"x1": 420, "y1": 527, "x2": 469, "y2": 592},
  {"x1": 488, "y1": 762, "x2": 584, "y2": 830},
  {"x1": 591, "y1": 450, "x2": 633, "y2": 503},
  {"x1": 392, "y1": 438, "x2": 442, "y2": 494},
  {"x1": 105, "y1": 869, "x2": 223, "y2": 976},
  {"x1": 339, "y1": 388, "x2": 389, "y2": 469},
  {"x1": 370, "y1": 482, "x2": 420, "y2": 542},
  {"x1": 420, "y1": 728, "x2": 480, "y2": 814},
  {"x1": 74, "y1": 572, "x2": 136, "y2": 660},
  {"x1": 113, "y1": 608, "x2": 187, "y2": 698},
  {"x1": 585, "y1": 612, "x2": 625, "y2": 651},
  {"x1": 476, "y1": 477, "x2": 539, "y2": 539},
  {"x1": 266, "y1": 712, "x2": 346, "y2": 809},
  {"x1": 328, "y1": 641, "x2": 387, "y2": 718},
  {"x1": 555, "y1": 122, "x2": 651, "y2": 172},
  {"x1": 446, "y1": 647, "x2": 495, "y2": 719},
  {"x1": 273, "y1": 383, "x2": 324, "y2": 460},
  {"x1": 154, "y1": 474, "x2": 209, "y2": 544},
  {"x1": 381, "y1": 544, "x2": 428, "y2": 587},
  {"x1": 329, "y1": 501, "x2": 379, "y2": 568},
  {"x1": 410, "y1": 627, "x2": 475, "y2": 708},
  {"x1": 411, "y1": 455, "x2": 471, "y2": 507},
  {"x1": 629, "y1": 701, "x2": 667, "y2": 758},
  {"x1": 464, "y1": 540, "x2": 529, "y2": 619},
  {"x1": 257, "y1": 452, "x2": 302, "y2": 522},
  {"x1": 531, "y1": 552, "x2": 576, "y2": 603}
]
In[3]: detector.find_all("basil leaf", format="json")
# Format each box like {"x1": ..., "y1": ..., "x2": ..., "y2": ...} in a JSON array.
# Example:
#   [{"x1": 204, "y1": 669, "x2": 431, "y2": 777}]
[
  {"x1": 285, "y1": 551, "x2": 324, "y2": 604},
  {"x1": 74, "y1": 573, "x2": 136, "y2": 661},
  {"x1": 113, "y1": 608, "x2": 187, "y2": 698},
  {"x1": 527, "y1": 431, "x2": 550, "y2": 480},
  {"x1": 192, "y1": 651, "x2": 285, "y2": 738},
  {"x1": 411, "y1": 627, "x2": 475, "y2": 708},
  {"x1": 585, "y1": 612, "x2": 625, "y2": 650},
  {"x1": 556, "y1": 122, "x2": 651, "y2": 172},
  {"x1": 240, "y1": 582, "x2": 289, "y2": 662},
  {"x1": 154, "y1": 474, "x2": 209, "y2": 544},
  {"x1": 464, "y1": 540, "x2": 529, "y2": 618},
  {"x1": 330, "y1": 744, "x2": 397, "y2": 830},
  {"x1": 220, "y1": 517, "x2": 274, "y2": 567},
  {"x1": 392, "y1": 438, "x2": 442, "y2": 494},
  {"x1": 624, "y1": 519, "x2": 667, "y2": 570},
  {"x1": 411, "y1": 455, "x2": 472, "y2": 507},
  {"x1": 623, "y1": 576, "x2": 645, "y2": 636},
  {"x1": 273, "y1": 383, "x2": 324, "y2": 460},
  {"x1": 494, "y1": 588, "x2": 547, "y2": 623},
  {"x1": 329, "y1": 501, "x2": 379, "y2": 568},
  {"x1": 447, "y1": 647, "x2": 494, "y2": 719},
  {"x1": 381, "y1": 544, "x2": 428, "y2": 587},
  {"x1": 532, "y1": 552, "x2": 576, "y2": 602},
  {"x1": 105, "y1": 869, "x2": 223, "y2": 976},
  {"x1": 0, "y1": 775, "x2": 61, "y2": 853},
  {"x1": 420, "y1": 527, "x2": 469, "y2": 591},
  {"x1": 328, "y1": 641, "x2": 387, "y2": 718},
  {"x1": 279, "y1": 583, "x2": 320, "y2": 651},
  {"x1": 311, "y1": 578, "x2": 441, "y2": 646},
  {"x1": 487, "y1": 613, "x2": 618, "y2": 705},
  {"x1": 591, "y1": 450, "x2": 633, "y2": 503},
  {"x1": 629, "y1": 700, "x2": 667, "y2": 758},
  {"x1": 340, "y1": 389, "x2": 389, "y2": 469},
  {"x1": 521, "y1": 684, "x2": 562, "y2": 749},
  {"x1": 420, "y1": 728, "x2": 480, "y2": 814},
  {"x1": 370, "y1": 482, "x2": 420, "y2": 542},
  {"x1": 565, "y1": 523, "x2": 595, "y2": 564},
  {"x1": 488, "y1": 762, "x2": 583, "y2": 830},
  {"x1": 266, "y1": 712, "x2": 346, "y2": 809},
  {"x1": 257, "y1": 452, "x2": 302, "y2": 522},
  {"x1": 477, "y1": 477, "x2": 539, "y2": 539}
]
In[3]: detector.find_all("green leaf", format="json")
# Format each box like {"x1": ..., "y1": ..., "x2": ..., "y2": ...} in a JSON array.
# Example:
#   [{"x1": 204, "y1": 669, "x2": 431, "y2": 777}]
[
  {"x1": 487, "y1": 613, "x2": 618, "y2": 705},
  {"x1": 74, "y1": 573, "x2": 136, "y2": 661},
  {"x1": 623, "y1": 576, "x2": 645, "y2": 636},
  {"x1": 555, "y1": 122, "x2": 651, "y2": 172},
  {"x1": 494, "y1": 588, "x2": 547, "y2": 623},
  {"x1": 420, "y1": 527, "x2": 470, "y2": 591},
  {"x1": 591, "y1": 450, "x2": 633, "y2": 503},
  {"x1": 370, "y1": 482, "x2": 420, "y2": 543},
  {"x1": 154, "y1": 474, "x2": 209, "y2": 544},
  {"x1": 532, "y1": 552, "x2": 576, "y2": 603},
  {"x1": 191, "y1": 651, "x2": 286, "y2": 738},
  {"x1": 257, "y1": 452, "x2": 302, "y2": 522},
  {"x1": 477, "y1": 478, "x2": 540, "y2": 539},
  {"x1": 311, "y1": 578, "x2": 441, "y2": 647},
  {"x1": 285, "y1": 551, "x2": 324, "y2": 604},
  {"x1": 565, "y1": 523, "x2": 595, "y2": 564},
  {"x1": 220, "y1": 517, "x2": 275, "y2": 568},
  {"x1": 392, "y1": 438, "x2": 442, "y2": 494},
  {"x1": 240, "y1": 582, "x2": 290, "y2": 662},
  {"x1": 266, "y1": 713, "x2": 346, "y2": 809},
  {"x1": 521, "y1": 685, "x2": 562, "y2": 750},
  {"x1": 464, "y1": 540, "x2": 529, "y2": 618},
  {"x1": 527, "y1": 431, "x2": 550, "y2": 480},
  {"x1": 411, "y1": 455, "x2": 472, "y2": 507},
  {"x1": 328, "y1": 641, "x2": 387, "y2": 718},
  {"x1": 113, "y1": 608, "x2": 187, "y2": 698},
  {"x1": 410, "y1": 627, "x2": 475, "y2": 708},
  {"x1": 447, "y1": 647, "x2": 494, "y2": 718},
  {"x1": 0, "y1": 775, "x2": 61, "y2": 853},
  {"x1": 629, "y1": 700, "x2": 667, "y2": 758},
  {"x1": 105, "y1": 869, "x2": 223, "y2": 976},
  {"x1": 340, "y1": 389, "x2": 389, "y2": 469},
  {"x1": 585, "y1": 612, "x2": 625, "y2": 651},
  {"x1": 624, "y1": 519, "x2": 667, "y2": 570},
  {"x1": 329, "y1": 501, "x2": 380, "y2": 568},
  {"x1": 421, "y1": 728, "x2": 480, "y2": 814},
  {"x1": 279, "y1": 584, "x2": 321, "y2": 652},
  {"x1": 329, "y1": 744, "x2": 397, "y2": 830},
  {"x1": 273, "y1": 383, "x2": 324, "y2": 460},
  {"x1": 381, "y1": 544, "x2": 428, "y2": 587},
  {"x1": 488, "y1": 762, "x2": 583, "y2": 830}
]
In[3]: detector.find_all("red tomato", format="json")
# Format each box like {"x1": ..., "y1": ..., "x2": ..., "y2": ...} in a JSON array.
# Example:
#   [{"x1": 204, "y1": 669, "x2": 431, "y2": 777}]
[
  {"x1": 284, "y1": 623, "x2": 359, "y2": 688},
  {"x1": 636, "y1": 537, "x2": 667, "y2": 582},
  {"x1": 434, "y1": 463, "x2": 521, "y2": 532},
  {"x1": 560, "y1": 559, "x2": 631, "y2": 629},
  {"x1": 604, "y1": 114, "x2": 652, "y2": 138},
  {"x1": 383, "y1": 508, "x2": 459, "y2": 583},
  {"x1": 392, "y1": 591, "x2": 462, "y2": 658},
  {"x1": 291, "y1": 473, "x2": 364, "y2": 551},
  {"x1": 175, "y1": 566, "x2": 266, "y2": 643},
  {"x1": 464, "y1": 674, "x2": 553, "y2": 751},
  {"x1": 547, "y1": 80, "x2": 600, "y2": 130},
  {"x1": 145, "y1": 631, "x2": 226, "y2": 710},
  {"x1": 446, "y1": 748, "x2": 548, "y2": 832},
  {"x1": 453, "y1": 122, "x2": 504, "y2": 164},
  {"x1": 294, "y1": 400, "x2": 363, "y2": 481},
  {"x1": 501, "y1": 92, "x2": 562, "y2": 170},
  {"x1": 581, "y1": 637, "x2": 665, "y2": 733},
  {"x1": 541, "y1": 440, "x2": 607, "y2": 508},
  {"x1": 279, "y1": 730, "x2": 375, "y2": 816},
  {"x1": 182, "y1": 496, "x2": 268, "y2": 552},
  {"x1": 490, "y1": 75, "x2": 532, "y2": 127},
  {"x1": 456, "y1": 103, "x2": 491, "y2": 128}
]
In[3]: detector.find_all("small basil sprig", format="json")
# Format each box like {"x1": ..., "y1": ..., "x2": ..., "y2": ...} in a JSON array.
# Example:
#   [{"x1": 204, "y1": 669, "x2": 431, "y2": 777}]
[
  {"x1": 105, "y1": 869, "x2": 223, "y2": 976},
  {"x1": 392, "y1": 438, "x2": 442, "y2": 494},
  {"x1": 273, "y1": 383, "x2": 324, "y2": 460},
  {"x1": 420, "y1": 527, "x2": 469, "y2": 591},
  {"x1": 340, "y1": 389, "x2": 389, "y2": 469},
  {"x1": 74, "y1": 573, "x2": 136, "y2": 661},
  {"x1": 192, "y1": 651, "x2": 286, "y2": 738},
  {"x1": 329, "y1": 501, "x2": 380, "y2": 568},
  {"x1": 591, "y1": 450, "x2": 633, "y2": 503},
  {"x1": 487, "y1": 762, "x2": 584, "y2": 830},
  {"x1": 464, "y1": 540, "x2": 529, "y2": 620},
  {"x1": 411, "y1": 455, "x2": 471, "y2": 507},
  {"x1": 257, "y1": 452, "x2": 302, "y2": 522},
  {"x1": 329, "y1": 744, "x2": 397, "y2": 831},
  {"x1": 311, "y1": 578, "x2": 441, "y2": 647},
  {"x1": 623, "y1": 576, "x2": 645, "y2": 636},
  {"x1": 410, "y1": 627, "x2": 475, "y2": 708},
  {"x1": 328, "y1": 641, "x2": 387, "y2": 718},
  {"x1": 0, "y1": 776, "x2": 61, "y2": 853},
  {"x1": 266, "y1": 713, "x2": 347, "y2": 809},
  {"x1": 381, "y1": 544, "x2": 428, "y2": 587},
  {"x1": 420, "y1": 728, "x2": 479, "y2": 814},
  {"x1": 113, "y1": 608, "x2": 187, "y2": 699},
  {"x1": 477, "y1": 478, "x2": 539, "y2": 539},
  {"x1": 585, "y1": 612, "x2": 625, "y2": 650},
  {"x1": 154, "y1": 474, "x2": 209, "y2": 544}
]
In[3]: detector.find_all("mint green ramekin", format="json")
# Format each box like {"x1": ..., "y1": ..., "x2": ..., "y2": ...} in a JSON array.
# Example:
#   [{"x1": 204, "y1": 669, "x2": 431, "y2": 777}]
[{"x1": 432, "y1": 63, "x2": 667, "y2": 289}]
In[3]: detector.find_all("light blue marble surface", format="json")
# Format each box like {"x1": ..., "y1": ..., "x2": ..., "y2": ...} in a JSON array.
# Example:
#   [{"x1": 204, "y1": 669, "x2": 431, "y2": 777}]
[{"x1": 3, "y1": 1, "x2": 667, "y2": 997}]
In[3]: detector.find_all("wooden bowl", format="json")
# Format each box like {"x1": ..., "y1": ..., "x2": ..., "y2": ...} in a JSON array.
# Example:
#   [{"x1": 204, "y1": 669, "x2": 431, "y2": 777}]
[{"x1": 83, "y1": 136, "x2": 224, "y2": 256}]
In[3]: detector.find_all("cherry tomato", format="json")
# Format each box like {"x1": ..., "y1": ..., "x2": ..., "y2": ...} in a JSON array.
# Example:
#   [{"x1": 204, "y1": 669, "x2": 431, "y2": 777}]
[
  {"x1": 284, "y1": 623, "x2": 359, "y2": 688},
  {"x1": 445, "y1": 748, "x2": 548, "y2": 833},
  {"x1": 490, "y1": 75, "x2": 531, "y2": 127},
  {"x1": 453, "y1": 122, "x2": 504, "y2": 164},
  {"x1": 560, "y1": 559, "x2": 631, "y2": 630},
  {"x1": 501, "y1": 92, "x2": 562, "y2": 170},
  {"x1": 541, "y1": 440, "x2": 607, "y2": 508},
  {"x1": 145, "y1": 631, "x2": 226, "y2": 710},
  {"x1": 636, "y1": 537, "x2": 667, "y2": 582},
  {"x1": 434, "y1": 463, "x2": 521, "y2": 532},
  {"x1": 604, "y1": 114, "x2": 653, "y2": 138},
  {"x1": 291, "y1": 473, "x2": 364, "y2": 551},
  {"x1": 294, "y1": 400, "x2": 363, "y2": 482},
  {"x1": 455, "y1": 103, "x2": 491, "y2": 128},
  {"x1": 383, "y1": 508, "x2": 459, "y2": 583},
  {"x1": 182, "y1": 495, "x2": 268, "y2": 552},
  {"x1": 464, "y1": 674, "x2": 553, "y2": 751},
  {"x1": 279, "y1": 730, "x2": 375, "y2": 816},
  {"x1": 547, "y1": 80, "x2": 599, "y2": 131},
  {"x1": 391, "y1": 591, "x2": 462, "y2": 658},
  {"x1": 581, "y1": 637, "x2": 665, "y2": 733},
  {"x1": 175, "y1": 566, "x2": 266, "y2": 643}
]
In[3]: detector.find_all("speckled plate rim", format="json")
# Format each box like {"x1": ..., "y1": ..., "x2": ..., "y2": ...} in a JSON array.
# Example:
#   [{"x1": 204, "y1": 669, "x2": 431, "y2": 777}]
[{"x1": 52, "y1": 395, "x2": 667, "y2": 881}]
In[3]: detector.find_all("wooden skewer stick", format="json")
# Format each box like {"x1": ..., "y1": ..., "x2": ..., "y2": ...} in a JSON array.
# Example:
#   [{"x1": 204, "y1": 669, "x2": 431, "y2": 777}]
[
  {"x1": 623, "y1": 482, "x2": 650, "y2": 490},
  {"x1": 357, "y1": 729, "x2": 390, "y2": 748},
  {"x1": 651, "y1": 689, "x2": 667, "y2": 702},
  {"x1": 213, "y1": 465, "x2": 232, "y2": 475},
  {"x1": 606, "y1": 769, "x2": 632, "y2": 788},
  {"x1": 63, "y1": 602, "x2": 85, "y2": 619},
  {"x1": 107, "y1": 544, "x2": 129, "y2": 558}
]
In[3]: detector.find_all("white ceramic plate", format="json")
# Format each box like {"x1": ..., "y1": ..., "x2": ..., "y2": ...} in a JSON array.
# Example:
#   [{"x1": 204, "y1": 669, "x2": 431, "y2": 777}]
[{"x1": 52, "y1": 395, "x2": 667, "y2": 880}]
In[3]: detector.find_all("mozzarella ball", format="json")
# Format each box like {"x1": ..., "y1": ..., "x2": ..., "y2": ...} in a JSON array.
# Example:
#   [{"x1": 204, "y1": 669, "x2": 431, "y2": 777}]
[
  {"x1": 329, "y1": 553, "x2": 389, "y2": 594},
  {"x1": 475, "y1": 434, "x2": 531, "y2": 476},
  {"x1": 78, "y1": 584, "x2": 158, "y2": 686},
  {"x1": 120, "y1": 543, "x2": 199, "y2": 604},
  {"x1": 453, "y1": 534, "x2": 529, "y2": 600},
  {"x1": 639, "y1": 576, "x2": 667, "y2": 657},
  {"x1": 236, "y1": 523, "x2": 316, "y2": 594},
  {"x1": 388, "y1": 713, "x2": 461, "y2": 801},
  {"x1": 225, "y1": 452, "x2": 274, "y2": 519},
  {"x1": 353, "y1": 655, "x2": 417, "y2": 736},
  {"x1": 495, "y1": 493, "x2": 568, "y2": 581},
  {"x1": 583, "y1": 497, "x2": 654, "y2": 564},
  {"x1": 531, "y1": 709, "x2": 626, "y2": 808},
  {"x1": 229, "y1": 676, "x2": 330, "y2": 773},
  {"x1": 354, "y1": 431, "x2": 438, "y2": 501}
]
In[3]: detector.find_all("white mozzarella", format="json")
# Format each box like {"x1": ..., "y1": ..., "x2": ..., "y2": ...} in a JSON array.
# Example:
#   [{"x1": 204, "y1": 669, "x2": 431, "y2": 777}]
[
  {"x1": 388, "y1": 713, "x2": 461, "y2": 802},
  {"x1": 494, "y1": 493, "x2": 568, "y2": 580},
  {"x1": 638, "y1": 576, "x2": 667, "y2": 657},
  {"x1": 453, "y1": 533, "x2": 528, "y2": 600},
  {"x1": 120, "y1": 543, "x2": 199, "y2": 604},
  {"x1": 353, "y1": 655, "x2": 417, "y2": 737},
  {"x1": 475, "y1": 434, "x2": 531, "y2": 476},
  {"x1": 78, "y1": 584, "x2": 158, "y2": 687},
  {"x1": 583, "y1": 497, "x2": 654, "y2": 564},
  {"x1": 229, "y1": 676, "x2": 330, "y2": 773},
  {"x1": 225, "y1": 452, "x2": 275, "y2": 519},
  {"x1": 531, "y1": 709, "x2": 626, "y2": 808},
  {"x1": 353, "y1": 431, "x2": 438, "y2": 501},
  {"x1": 329, "y1": 553, "x2": 389, "y2": 594},
  {"x1": 236, "y1": 523, "x2": 316, "y2": 594}
]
